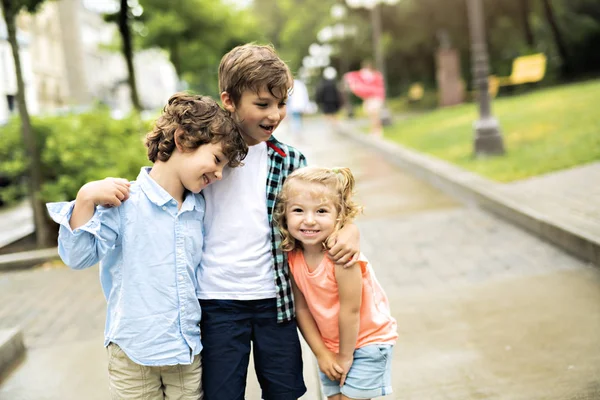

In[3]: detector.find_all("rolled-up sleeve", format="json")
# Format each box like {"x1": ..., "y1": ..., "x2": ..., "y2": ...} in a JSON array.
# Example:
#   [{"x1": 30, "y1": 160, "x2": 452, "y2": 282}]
[{"x1": 46, "y1": 201, "x2": 120, "y2": 270}]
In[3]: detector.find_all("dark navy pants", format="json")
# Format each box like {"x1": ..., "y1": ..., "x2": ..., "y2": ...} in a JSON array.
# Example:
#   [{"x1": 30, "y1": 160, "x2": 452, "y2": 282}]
[{"x1": 199, "y1": 298, "x2": 307, "y2": 400}]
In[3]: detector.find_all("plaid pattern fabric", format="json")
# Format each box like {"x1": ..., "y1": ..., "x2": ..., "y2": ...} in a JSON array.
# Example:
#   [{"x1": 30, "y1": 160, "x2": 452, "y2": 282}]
[{"x1": 266, "y1": 136, "x2": 307, "y2": 323}]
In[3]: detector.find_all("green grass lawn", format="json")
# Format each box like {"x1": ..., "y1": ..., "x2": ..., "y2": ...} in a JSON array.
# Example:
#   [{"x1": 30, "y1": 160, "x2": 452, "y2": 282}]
[{"x1": 384, "y1": 80, "x2": 600, "y2": 182}]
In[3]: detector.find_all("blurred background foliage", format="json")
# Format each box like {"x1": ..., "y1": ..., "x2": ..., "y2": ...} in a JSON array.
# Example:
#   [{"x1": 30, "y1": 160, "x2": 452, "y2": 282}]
[
  {"x1": 130, "y1": 0, "x2": 600, "y2": 98},
  {"x1": 3, "y1": 0, "x2": 600, "y2": 206},
  {"x1": 0, "y1": 110, "x2": 149, "y2": 205}
]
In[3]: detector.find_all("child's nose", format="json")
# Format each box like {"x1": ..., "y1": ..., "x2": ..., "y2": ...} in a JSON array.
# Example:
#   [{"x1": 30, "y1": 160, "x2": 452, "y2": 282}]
[
  {"x1": 268, "y1": 110, "x2": 281, "y2": 122},
  {"x1": 214, "y1": 167, "x2": 223, "y2": 180}
]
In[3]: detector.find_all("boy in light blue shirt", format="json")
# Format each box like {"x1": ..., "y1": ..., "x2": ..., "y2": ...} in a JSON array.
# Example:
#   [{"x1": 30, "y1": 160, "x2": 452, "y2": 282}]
[{"x1": 46, "y1": 93, "x2": 247, "y2": 399}]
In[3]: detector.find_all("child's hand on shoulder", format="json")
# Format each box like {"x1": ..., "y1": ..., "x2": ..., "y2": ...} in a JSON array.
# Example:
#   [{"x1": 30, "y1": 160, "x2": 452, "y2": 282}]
[
  {"x1": 326, "y1": 223, "x2": 360, "y2": 267},
  {"x1": 316, "y1": 349, "x2": 343, "y2": 382},
  {"x1": 77, "y1": 178, "x2": 130, "y2": 208},
  {"x1": 335, "y1": 353, "x2": 354, "y2": 387}
]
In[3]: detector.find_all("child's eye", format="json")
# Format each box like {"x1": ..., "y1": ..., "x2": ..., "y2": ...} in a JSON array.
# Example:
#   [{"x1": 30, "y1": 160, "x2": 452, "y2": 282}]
[
  {"x1": 256, "y1": 103, "x2": 268, "y2": 108},
  {"x1": 317, "y1": 209, "x2": 328, "y2": 214},
  {"x1": 214, "y1": 156, "x2": 221, "y2": 164},
  {"x1": 279, "y1": 101, "x2": 287, "y2": 107},
  {"x1": 291, "y1": 208, "x2": 303, "y2": 213}
]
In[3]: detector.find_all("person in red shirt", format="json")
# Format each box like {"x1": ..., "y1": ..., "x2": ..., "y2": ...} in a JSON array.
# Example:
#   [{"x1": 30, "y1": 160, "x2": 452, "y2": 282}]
[{"x1": 344, "y1": 61, "x2": 385, "y2": 137}]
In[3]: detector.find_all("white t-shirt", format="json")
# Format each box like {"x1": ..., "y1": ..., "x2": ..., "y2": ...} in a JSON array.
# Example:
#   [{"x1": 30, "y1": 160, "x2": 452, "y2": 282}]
[{"x1": 197, "y1": 142, "x2": 276, "y2": 300}]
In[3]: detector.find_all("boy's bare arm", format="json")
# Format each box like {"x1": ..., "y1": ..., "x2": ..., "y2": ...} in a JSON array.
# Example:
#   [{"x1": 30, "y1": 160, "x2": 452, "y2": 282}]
[
  {"x1": 70, "y1": 178, "x2": 130, "y2": 230},
  {"x1": 334, "y1": 262, "x2": 362, "y2": 386},
  {"x1": 327, "y1": 223, "x2": 360, "y2": 267}
]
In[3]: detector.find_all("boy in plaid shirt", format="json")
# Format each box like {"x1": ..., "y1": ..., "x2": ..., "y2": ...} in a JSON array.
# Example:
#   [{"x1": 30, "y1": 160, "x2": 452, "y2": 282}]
[{"x1": 198, "y1": 44, "x2": 361, "y2": 400}]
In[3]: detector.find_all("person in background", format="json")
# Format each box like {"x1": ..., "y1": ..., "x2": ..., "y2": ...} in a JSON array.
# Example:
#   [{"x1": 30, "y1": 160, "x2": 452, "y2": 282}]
[
  {"x1": 315, "y1": 67, "x2": 343, "y2": 130},
  {"x1": 287, "y1": 78, "x2": 311, "y2": 138},
  {"x1": 344, "y1": 61, "x2": 385, "y2": 137}
]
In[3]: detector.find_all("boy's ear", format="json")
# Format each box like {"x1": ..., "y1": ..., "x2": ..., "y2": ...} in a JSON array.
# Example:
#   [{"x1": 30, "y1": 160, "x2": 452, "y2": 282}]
[
  {"x1": 221, "y1": 91, "x2": 236, "y2": 113},
  {"x1": 174, "y1": 128, "x2": 185, "y2": 152}
]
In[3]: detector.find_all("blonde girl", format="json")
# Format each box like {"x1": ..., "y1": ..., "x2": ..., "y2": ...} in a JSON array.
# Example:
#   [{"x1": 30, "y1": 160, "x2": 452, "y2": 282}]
[{"x1": 275, "y1": 166, "x2": 398, "y2": 400}]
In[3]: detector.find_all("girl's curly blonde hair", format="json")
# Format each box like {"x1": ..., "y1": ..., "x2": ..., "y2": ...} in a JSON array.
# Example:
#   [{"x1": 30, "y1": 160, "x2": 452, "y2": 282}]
[
  {"x1": 274, "y1": 166, "x2": 363, "y2": 252},
  {"x1": 145, "y1": 93, "x2": 247, "y2": 166}
]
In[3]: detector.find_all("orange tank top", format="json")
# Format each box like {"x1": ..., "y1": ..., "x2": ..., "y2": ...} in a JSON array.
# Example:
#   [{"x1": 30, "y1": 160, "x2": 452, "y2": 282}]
[{"x1": 288, "y1": 250, "x2": 398, "y2": 353}]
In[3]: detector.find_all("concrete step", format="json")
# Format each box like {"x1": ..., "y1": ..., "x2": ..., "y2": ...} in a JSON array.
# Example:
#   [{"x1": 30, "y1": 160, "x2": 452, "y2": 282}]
[
  {"x1": 0, "y1": 328, "x2": 25, "y2": 380},
  {"x1": 0, "y1": 247, "x2": 59, "y2": 271}
]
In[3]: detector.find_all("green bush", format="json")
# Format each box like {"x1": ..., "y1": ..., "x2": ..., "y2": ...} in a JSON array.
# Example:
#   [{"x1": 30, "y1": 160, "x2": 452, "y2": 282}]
[{"x1": 0, "y1": 109, "x2": 151, "y2": 205}]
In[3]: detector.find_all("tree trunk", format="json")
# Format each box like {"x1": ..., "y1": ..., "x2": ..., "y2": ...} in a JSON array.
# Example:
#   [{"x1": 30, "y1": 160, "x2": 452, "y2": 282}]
[
  {"x1": 520, "y1": 0, "x2": 535, "y2": 47},
  {"x1": 118, "y1": 0, "x2": 141, "y2": 111},
  {"x1": 170, "y1": 41, "x2": 182, "y2": 81},
  {"x1": 540, "y1": 0, "x2": 570, "y2": 75},
  {"x1": 1, "y1": 0, "x2": 51, "y2": 248}
]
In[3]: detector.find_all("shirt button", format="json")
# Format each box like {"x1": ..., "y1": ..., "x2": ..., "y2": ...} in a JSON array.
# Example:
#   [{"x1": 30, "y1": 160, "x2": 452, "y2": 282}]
[
  {"x1": 171, "y1": 200, "x2": 177, "y2": 205},
  {"x1": 162, "y1": 206, "x2": 167, "y2": 211},
  {"x1": 178, "y1": 275, "x2": 184, "y2": 281}
]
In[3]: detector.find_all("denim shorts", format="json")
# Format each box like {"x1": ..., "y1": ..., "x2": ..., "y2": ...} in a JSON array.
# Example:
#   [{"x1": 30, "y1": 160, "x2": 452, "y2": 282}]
[{"x1": 319, "y1": 344, "x2": 393, "y2": 399}]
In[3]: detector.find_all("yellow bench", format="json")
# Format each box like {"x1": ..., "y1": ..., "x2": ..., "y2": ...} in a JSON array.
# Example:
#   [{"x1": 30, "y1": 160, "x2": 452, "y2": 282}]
[
  {"x1": 408, "y1": 83, "x2": 424, "y2": 102},
  {"x1": 489, "y1": 53, "x2": 547, "y2": 97}
]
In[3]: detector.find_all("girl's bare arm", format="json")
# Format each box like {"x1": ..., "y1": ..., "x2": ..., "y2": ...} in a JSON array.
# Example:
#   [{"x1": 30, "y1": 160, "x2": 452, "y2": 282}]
[
  {"x1": 292, "y1": 277, "x2": 342, "y2": 381},
  {"x1": 334, "y1": 262, "x2": 362, "y2": 385}
]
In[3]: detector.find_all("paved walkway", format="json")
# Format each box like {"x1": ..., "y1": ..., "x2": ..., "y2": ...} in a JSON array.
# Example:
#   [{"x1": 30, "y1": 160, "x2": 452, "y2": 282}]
[{"x1": 1, "y1": 117, "x2": 600, "y2": 399}]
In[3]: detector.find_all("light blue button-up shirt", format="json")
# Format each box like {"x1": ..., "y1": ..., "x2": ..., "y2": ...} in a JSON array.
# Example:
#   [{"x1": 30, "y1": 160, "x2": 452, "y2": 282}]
[{"x1": 46, "y1": 167, "x2": 204, "y2": 366}]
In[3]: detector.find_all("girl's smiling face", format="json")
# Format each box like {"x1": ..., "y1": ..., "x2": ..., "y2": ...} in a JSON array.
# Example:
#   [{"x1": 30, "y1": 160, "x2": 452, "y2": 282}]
[{"x1": 285, "y1": 182, "x2": 339, "y2": 252}]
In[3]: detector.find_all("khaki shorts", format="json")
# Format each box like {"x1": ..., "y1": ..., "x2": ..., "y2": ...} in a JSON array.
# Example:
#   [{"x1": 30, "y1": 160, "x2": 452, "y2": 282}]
[{"x1": 107, "y1": 343, "x2": 203, "y2": 400}]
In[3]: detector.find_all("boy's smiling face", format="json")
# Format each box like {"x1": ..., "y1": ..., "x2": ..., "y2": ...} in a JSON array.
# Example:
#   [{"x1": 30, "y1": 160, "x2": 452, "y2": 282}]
[
  {"x1": 222, "y1": 88, "x2": 288, "y2": 146},
  {"x1": 174, "y1": 141, "x2": 228, "y2": 194}
]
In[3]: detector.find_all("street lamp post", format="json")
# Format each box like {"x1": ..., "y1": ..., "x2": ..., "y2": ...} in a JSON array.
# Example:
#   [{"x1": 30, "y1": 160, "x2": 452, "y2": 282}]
[{"x1": 466, "y1": 0, "x2": 505, "y2": 156}]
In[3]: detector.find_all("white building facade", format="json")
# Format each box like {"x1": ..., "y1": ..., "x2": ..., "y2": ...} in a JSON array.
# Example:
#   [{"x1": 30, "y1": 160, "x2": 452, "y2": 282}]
[
  {"x1": 0, "y1": 0, "x2": 178, "y2": 124},
  {"x1": 0, "y1": 12, "x2": 38, "y2": 124}
]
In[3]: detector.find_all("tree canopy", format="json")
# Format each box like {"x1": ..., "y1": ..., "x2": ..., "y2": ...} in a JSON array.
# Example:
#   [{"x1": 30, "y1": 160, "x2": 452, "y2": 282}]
[
  {"x1": 137, "y1": 0, "x2": 261, "y2": 96},
  {"x1": 245, "y1": 0, "x2": 600, "y2": 96}
]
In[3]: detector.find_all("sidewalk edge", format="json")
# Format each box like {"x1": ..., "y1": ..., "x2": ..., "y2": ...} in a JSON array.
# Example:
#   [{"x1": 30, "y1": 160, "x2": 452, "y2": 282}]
[
  {"x1": 0, "y1": 328, "x2": 25, "y2": 379},
  {"x1": 338, "y1": 122, "x2": 600, "y2": 267},
  {"x1": 0, "y1": 247, "x2": 59, "y2": 271}
]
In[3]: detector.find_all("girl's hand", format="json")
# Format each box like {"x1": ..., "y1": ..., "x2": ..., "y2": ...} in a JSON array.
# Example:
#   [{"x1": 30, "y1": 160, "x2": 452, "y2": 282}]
[
  {"x1": 336, "y1": 353, "x2": 354, "y2": 387},
  {"x1": 326, "y1": 223, "x2": 360, "y2": 267},
  {"x1": 317, "y1": 350, "x2": 344, "y2": 382}
]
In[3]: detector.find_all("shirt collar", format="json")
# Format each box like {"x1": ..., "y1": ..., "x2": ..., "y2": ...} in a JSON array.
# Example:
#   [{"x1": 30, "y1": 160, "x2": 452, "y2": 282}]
[
  {"x1": 138, "y1": 167, "x2": 203, "y2": 212},
  {"x1": 267, "y1": 136, "x2": 287, "y2": 157},
  {"x1": 137, "y1": 167, "x2": 174, "y2": 207},
  {"x1": 180, "y1": 191, "x2": 203, "y2": 213}
]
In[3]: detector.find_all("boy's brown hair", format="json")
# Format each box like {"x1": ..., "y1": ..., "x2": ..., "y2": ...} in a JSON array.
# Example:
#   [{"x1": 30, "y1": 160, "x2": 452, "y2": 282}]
[
  {"x1": 218, "y1": 43, "x2": 293, "y2": 106},
  {"x1": 146, "y1": 93, "x2": 247, "y2": 166}
]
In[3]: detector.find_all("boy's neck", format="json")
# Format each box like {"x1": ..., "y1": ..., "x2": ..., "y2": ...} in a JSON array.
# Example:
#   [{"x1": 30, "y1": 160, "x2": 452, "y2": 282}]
[
  {"x1": 302, "y1": 244, "x2": 326, "y2": 272},
  {"x1": 148, "y1": 163, "x2": 185, "y2": 207},
  {"x1": 243, "y1": 134, "x2": 270, "y2": 147}
]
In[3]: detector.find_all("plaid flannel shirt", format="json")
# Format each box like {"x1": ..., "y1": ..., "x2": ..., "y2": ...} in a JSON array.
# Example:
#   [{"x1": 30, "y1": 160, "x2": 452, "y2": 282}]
[{"x1": 265, "y1": 136, "x2": 307, "y2": 323}]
